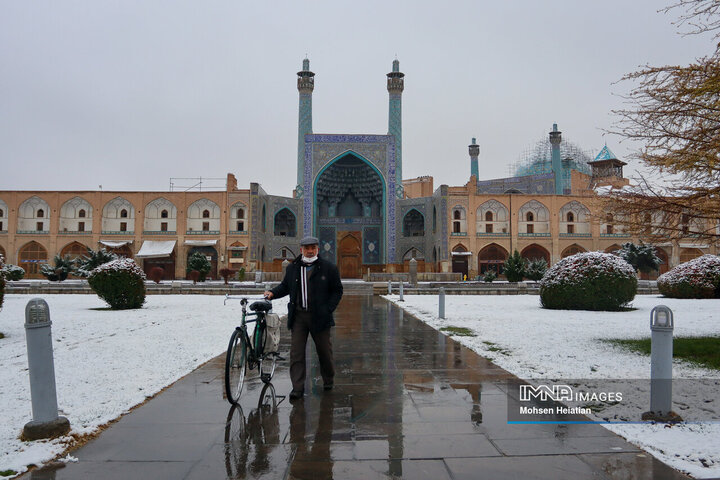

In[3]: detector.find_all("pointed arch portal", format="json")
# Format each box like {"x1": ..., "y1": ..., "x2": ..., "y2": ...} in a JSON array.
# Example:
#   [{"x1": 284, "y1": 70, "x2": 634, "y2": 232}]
[{"x1": 313, "y1": 152, "x2": 386, "y2": 277}]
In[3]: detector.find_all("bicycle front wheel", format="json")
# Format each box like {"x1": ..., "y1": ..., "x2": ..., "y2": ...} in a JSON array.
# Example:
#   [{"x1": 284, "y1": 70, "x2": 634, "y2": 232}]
[
  {"x1": 225, "y1": 329, "x2": 247, "y2": 405},
  {"x1": 259, "y1": 353, "x2": 277, "y2": 384}
]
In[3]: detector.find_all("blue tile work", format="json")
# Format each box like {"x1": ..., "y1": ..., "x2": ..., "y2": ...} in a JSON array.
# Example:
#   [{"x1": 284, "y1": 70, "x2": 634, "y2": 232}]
[
  {"x1": 441, "y1": 195, "x2": 448, "y2": 261},
  {"x1": 363, "y1": 226, "x2": 381, "y2": 264},
  {"x1": 386, "y1": 137, "x2": 396, "y2": 263},
  {"x1": 303, "y1": 134, "x2": 397, "y2": 264},
  {"x1": 297, "y1": 93, "x2": 313, "y2": 188},
  {"x1": 303, "y1": 141, "x2": 314, "y2": 237},
  {"x1": 389, "y1": 93, "x2": 402, "y2": 185},
  {"x1": 318, "y1": 226, "x2": 336, "y2": 263},
  {"x1": 318, "y1": 218, "x2": 382, "y2": 226},
  {"x1": 250, "y1": 184, "x2": 259, "y2": 261}
]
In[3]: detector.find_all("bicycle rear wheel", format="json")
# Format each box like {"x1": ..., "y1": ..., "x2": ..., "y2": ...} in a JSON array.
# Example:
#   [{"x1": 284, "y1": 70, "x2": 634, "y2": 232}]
[{"x1": 225, "y1": 329, "x2": 247, "y2": 405}]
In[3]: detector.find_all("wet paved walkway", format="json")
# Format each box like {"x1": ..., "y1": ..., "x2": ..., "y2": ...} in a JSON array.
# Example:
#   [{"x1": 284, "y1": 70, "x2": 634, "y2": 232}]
[{"x1": 32, "y1": 296, "x2": 690, "y2": 479}]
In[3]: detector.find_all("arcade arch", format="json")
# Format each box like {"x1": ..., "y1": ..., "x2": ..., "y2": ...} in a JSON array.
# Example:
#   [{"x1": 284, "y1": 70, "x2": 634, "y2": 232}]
[
  {"x1": 478, "y1": 243, "x2": 508, "y2": 276},
  {"x1": 19, "y1": 241, "x2": 48, "y2": 278}
]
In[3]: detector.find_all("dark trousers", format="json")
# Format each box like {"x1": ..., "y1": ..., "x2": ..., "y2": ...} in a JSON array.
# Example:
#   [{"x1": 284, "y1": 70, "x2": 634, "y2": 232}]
[{"x1": 290, "y1": 309, "x2": 335, "y2": 392}]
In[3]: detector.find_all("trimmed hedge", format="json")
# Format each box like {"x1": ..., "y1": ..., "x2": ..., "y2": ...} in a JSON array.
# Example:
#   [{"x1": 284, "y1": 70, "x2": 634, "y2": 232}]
[
  {"x1": 88, "y1": 258, "x2": 146, "y2": 310},
  {"x1": 540, "y1": 252, "x2": 637, "y2": 311},
  {"x1": 657, "y1": 255, "x2": 720, "y2": 299}
]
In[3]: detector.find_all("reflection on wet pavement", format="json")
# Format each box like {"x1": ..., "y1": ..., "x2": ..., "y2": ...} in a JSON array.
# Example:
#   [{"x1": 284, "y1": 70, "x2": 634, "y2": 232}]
[{"x1": 29, "y1": 296, "x2": 691, "y2": 479}]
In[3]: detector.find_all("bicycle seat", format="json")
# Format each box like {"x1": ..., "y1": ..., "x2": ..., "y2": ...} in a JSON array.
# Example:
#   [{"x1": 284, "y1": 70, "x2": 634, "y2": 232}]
[{"x1": 249, "y1": 300, "x2": 272, "y2": 312}]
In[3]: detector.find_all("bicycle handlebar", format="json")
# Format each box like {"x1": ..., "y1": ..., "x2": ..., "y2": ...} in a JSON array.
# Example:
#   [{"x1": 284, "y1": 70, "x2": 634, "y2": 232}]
[{"x1": 224, "y1": 295, "x2": 270, "y2": 306}]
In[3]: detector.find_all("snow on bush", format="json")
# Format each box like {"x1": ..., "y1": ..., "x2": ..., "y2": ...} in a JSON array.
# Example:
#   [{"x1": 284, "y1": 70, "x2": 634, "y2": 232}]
[
  {"x1": 657, "y1": 254, "x2": 720, "y2": 299},
  {"x1": 540, "y1": 252, "x2": 637, "y2": 311},
  {"x1": 1, "y1": 263, "x2": 26, "y2": 281},
  {"x1": 88, "y1": 258, "x2": 147, "y2": 310},
  {"x1": 0, "y1": 255, "x2": 5, "y2": 311}
]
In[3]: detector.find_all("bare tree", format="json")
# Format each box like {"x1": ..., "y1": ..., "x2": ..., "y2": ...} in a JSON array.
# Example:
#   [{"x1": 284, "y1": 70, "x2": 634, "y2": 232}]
[{"x1": 605, "y1": 0, "x2": 720, "y2": 242}]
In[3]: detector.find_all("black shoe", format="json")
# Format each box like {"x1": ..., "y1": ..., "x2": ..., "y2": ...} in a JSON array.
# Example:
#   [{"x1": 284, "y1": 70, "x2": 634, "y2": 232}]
[
  {"x1": 289, "y1": 390, "x2": 304, "y2": 400},
  {"x1": 323, "y1": 382, "x2": 334, "y2": 391}
]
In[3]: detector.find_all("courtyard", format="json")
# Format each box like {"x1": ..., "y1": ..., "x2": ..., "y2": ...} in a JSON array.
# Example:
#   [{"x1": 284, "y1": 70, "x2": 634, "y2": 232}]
[{"x1": 0, "y1": 292, "x2": 718, "y2": 478}]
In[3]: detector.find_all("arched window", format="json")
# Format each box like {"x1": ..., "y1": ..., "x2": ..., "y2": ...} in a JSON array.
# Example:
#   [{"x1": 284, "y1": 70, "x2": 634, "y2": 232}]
[
  {"x1": 606, "y1": 214, "x2": 613, "y2": 223},
  {"x1": 202, "y1": 209, "x2": 210, "y2": 218},
  {"x1": 120, "y1": 209, "x2": 128, "y2": 218},
  {"x1": 454, "y1": 210, "x2": 461, "y2": 220},
  {"x1": 485, "y1": 211, "x2": 493, "y2": 222},
  {"x1": 403, "y1": 210, "x2": 425, "y2": 237},
  {"x1": 37, "y1": 209, "x2": 44, "y2": 218},
  {"x1": 526, "y1": 212, "x2": 534, "y2": 222},
  {"x1": 0, "y1": 209, "x2": 3, "y2": 217},
  {"x1": 78, "y1": 209, "x2": 86, "y2": 218},
  {"x1": 237, "y1": 208, "x2": 244, "y2": 219},
  {"x1": 161, "y1": 210, "x2": 169, "y2": 219},
  {"x1": 273, "y1": 208, "x2": 296, "y2": 237},
  {"x1": 432, "y1": 207, "x2": 437, "y2": 233},
  {"x1": 262, "y1": 205, "x2": 267, "y2": 232},
  {"x1": 567, "y1": 212, "x2": 574, "y2": 222}
]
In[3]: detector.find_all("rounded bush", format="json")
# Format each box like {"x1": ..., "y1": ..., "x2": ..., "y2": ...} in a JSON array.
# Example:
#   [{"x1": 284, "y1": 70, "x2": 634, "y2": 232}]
[
  {"x1": 540, "y1": 252, "x2": 637, "y2": 311},
  {"x1": 657, "y1": 254, "x2": 720, "y2": 299},
  {"x1": 2, "y1": 264, "x2": 26, "y2": 281},
  {"x1": 88, "y1": 258, "x2": 146, "y2": 310},
  {"x1": 0, "y1": 256, "x2": 5, "y2": 312}
]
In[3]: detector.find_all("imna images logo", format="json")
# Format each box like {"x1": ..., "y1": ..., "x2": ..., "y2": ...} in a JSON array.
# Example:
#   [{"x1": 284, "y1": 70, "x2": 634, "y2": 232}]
[
  {"x1": 519, "y1": 384, "x2": 573, "y2": 402},
  {"x1": 518, "y1": 383, "x2": 623, "y2": 403}
]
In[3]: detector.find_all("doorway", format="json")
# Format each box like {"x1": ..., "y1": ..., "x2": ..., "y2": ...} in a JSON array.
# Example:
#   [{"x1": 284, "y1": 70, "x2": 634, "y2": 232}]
[{"x1": 338, "y1": 233, "x2": 361, "y2": 278}]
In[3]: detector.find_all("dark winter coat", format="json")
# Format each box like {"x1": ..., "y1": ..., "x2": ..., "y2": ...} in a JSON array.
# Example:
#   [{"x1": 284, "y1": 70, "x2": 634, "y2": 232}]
[{"x1": 270, "y1": 255, "x2": 343, "y2": 333}]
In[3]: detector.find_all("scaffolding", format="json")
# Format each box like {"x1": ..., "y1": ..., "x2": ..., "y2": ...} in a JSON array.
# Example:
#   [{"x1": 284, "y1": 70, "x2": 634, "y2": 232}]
[
  {"x1": 169, "y1": 177, "x2": 226, "y2": 192},
  {"x1": 511, "y1": 137, "x2": 594, "y2": 193}
]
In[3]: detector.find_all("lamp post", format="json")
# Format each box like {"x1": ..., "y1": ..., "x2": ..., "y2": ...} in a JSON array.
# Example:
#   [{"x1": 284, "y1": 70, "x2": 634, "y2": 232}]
[{"x1": 642, "y1": 305, "x2": 681, "y2": 422}]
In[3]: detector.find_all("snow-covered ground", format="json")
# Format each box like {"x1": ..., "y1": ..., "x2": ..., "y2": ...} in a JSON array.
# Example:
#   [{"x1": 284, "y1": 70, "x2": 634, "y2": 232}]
[
  {"x1": 0, "y1": 294, "x2": 288, "y2": 478},
  {"x1": 384, "y1": 294, "x2": 720, "y2": 479}
]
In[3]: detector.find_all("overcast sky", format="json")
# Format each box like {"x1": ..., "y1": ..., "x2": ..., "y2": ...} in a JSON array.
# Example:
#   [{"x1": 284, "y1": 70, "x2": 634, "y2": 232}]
[{"x1": 0, "y1": 1, "x2": 713, "y2": 195}]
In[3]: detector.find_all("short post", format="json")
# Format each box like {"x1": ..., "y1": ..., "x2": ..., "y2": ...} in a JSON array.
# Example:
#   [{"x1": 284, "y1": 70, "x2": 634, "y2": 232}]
[
  {"x1": 282, "y1": 259, "x2": 290, "y2": 277},
  {"x1": 399, "y1": 281, "x2": 404, "y2": 302},
  {"x1": 409, "y1": 258, "x2": 418, "y2": 287},
  {"x1": 254, "y1": 270, "x2": 262, "y2": 284},
  {"x1": 23, "y1": 299, "x2": 70, "y2": 440},
  {"x1": 439, "y1": 287, "x2": 445, "y2": 319},
  {"x1": 388, "y1": 280, "x2": 392, "y2": 295},
  {"x1": 642, "y1": 305, "x2": 681, "y2": 422}
]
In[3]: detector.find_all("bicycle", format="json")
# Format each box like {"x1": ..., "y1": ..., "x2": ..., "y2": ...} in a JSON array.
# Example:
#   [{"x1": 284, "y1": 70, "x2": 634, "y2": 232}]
[{"x1": 224, "y1": 296, "x2": 281, "y2": 405}]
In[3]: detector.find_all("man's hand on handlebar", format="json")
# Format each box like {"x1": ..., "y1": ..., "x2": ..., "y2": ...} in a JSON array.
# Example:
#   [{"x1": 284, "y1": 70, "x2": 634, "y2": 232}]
[{"x1": 263, "y1": 291, "x2": 274, "y2": 300}]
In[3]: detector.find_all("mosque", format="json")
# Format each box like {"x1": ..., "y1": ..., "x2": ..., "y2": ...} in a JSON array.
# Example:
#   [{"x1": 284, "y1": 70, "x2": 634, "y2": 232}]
[{"x1": 0, "y1": 60, "x2": 714, "y2": 279}]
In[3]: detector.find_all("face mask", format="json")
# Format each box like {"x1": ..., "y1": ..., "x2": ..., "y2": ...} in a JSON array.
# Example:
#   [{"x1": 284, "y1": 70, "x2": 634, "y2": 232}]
[{"x1": 302, "y1": 255, "x2": 318, "y2": 263}]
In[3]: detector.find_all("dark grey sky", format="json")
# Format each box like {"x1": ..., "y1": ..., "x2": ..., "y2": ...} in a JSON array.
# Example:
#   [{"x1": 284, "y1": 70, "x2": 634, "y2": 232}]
[{"x1": 0, "y1": 1, "x2": 711, "y2": 194}]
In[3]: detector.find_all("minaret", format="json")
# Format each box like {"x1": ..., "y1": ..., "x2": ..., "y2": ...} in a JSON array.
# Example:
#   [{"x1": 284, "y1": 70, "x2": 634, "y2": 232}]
[
  {"x1": 549, "y1": 123, "x2": 563, "y2": 195},
  {"x1": 468, "y1": 138, "x2": 479, "y2": 179},
  {"x1": 387, "y1": 59, "x2": 404, "y2": 189},
  {"x1": 297, "y1": 58, "x2": 315, "y2": 192}
]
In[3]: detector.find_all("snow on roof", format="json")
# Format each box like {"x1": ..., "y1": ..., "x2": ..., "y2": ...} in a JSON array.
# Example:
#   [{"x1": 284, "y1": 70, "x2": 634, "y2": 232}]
[
  {"x1": 136, "y1": 240, "x2": 176, "y2": 258},
  {"x1": 99, "y1": 240, "x2": 133, "y2": 248},
  {"x1": 184, "y1": 239, "x2": 218, "y2": 246}
]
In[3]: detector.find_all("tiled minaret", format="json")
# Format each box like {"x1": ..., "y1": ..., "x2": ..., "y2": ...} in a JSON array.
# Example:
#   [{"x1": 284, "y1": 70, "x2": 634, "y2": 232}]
[
  {"x1": 469, "y1": 138, "x2": 479, "y2": 179},
  {"x1": 549, "y1": 123, "x2": 563, "y2": 194},
  {"x1": 296, "y1": 58, "x2": 315, "y2": 193},
  {"x1": 387, "y1": 59, "x2": 404, "y2": 193}
]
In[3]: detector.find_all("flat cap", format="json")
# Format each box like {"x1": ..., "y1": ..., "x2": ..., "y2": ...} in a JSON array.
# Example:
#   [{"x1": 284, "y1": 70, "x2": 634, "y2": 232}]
[{"x1": 300, "y1": 236, "x2": 319, "y2": 246}]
